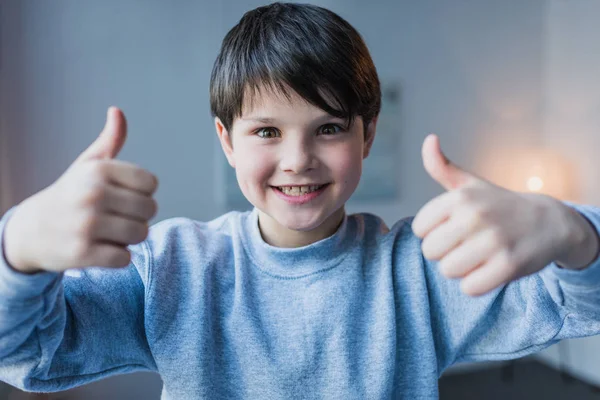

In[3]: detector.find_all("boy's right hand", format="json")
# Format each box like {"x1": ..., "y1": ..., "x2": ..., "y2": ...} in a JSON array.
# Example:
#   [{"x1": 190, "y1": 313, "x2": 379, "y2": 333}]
[{"x1": 2, "y1": 107, "x2": 158, "y2": 274}]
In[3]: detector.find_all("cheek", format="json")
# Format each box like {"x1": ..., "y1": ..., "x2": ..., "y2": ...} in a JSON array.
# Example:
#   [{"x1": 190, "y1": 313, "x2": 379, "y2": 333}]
[
  {"x1": 328, "y1": 143, "x2": 363, "y2": 184},
  {"x1": 234, "y1": 146, "x2": 274, "y2": 187}
]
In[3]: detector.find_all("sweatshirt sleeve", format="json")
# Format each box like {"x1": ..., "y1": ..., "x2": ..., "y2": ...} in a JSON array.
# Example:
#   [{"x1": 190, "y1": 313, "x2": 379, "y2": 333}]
[
  {"x1": 0, "y1": 206, "x2": 157, "y2": 392},
  {"x1": 421, "y1": 202, "x2": 600, "y2": 373}
]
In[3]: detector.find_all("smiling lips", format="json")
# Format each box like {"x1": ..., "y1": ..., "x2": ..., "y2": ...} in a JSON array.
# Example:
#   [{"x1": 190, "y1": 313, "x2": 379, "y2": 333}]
[{"x1": 271, "y1": 183, "x2": 329, "y2": 204}]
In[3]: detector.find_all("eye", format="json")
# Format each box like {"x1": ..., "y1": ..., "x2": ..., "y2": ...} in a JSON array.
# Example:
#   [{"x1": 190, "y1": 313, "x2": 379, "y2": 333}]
[
  {"x1": 319, "y1": 124, "x2": 344, "y2": 135},
  {"x1": 255, "y1": 127, "x2": 281, "y2": 139}
]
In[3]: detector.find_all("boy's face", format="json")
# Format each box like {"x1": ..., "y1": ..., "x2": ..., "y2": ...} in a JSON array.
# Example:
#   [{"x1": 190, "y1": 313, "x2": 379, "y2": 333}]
[{"x1": 215, "y1": 86, "x2": 376, "y2": 238}]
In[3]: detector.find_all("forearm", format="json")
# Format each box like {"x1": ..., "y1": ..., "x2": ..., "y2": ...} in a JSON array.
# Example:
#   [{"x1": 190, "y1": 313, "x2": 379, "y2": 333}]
[{"x1": 0, "y1": 208, "x2": 65, "y2": 390}]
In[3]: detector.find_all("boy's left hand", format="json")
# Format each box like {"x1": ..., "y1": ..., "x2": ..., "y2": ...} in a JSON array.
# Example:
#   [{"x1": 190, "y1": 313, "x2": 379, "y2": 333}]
[{"x1": 411, "y1": 134, "x2": 600, "y2": 297}]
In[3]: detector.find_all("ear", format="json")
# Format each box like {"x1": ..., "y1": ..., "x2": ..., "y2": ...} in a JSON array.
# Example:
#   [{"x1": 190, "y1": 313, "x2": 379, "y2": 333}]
[
  {"x1": 362, "y1": 117, "x2": 378, "y2": 159},
  {"x1": 215, "y1": 117, "x2": 236, "y2": 168}
]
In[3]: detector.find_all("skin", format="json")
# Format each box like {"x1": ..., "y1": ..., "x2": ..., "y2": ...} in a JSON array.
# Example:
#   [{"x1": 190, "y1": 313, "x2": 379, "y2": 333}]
[{"x1": 215, "y1": 87, "x2": 376, "y2": 248}]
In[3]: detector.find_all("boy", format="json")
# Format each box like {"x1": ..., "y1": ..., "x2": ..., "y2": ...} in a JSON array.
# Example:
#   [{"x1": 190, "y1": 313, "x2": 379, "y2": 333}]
[{"x1": 1, "y1": 2, "x2": 600, "y2": 399}]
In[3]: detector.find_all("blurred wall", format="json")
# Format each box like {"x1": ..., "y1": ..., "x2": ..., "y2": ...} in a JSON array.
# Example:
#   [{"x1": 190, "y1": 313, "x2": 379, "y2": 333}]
[
  {"x1": 0, "y1": 0, "x2": 11, "y2": 216},
  {"x1": 1, "y1": 0, "x2": 580, "y2": 398},
  {"x1": 0, "y1": 0, "x2": 226, "y2": 224}
]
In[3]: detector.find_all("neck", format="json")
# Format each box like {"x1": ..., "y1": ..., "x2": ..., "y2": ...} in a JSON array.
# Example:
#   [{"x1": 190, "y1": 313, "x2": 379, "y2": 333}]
[{"x1": 257, "y1": 207, "x2": 345, "y2": 248}]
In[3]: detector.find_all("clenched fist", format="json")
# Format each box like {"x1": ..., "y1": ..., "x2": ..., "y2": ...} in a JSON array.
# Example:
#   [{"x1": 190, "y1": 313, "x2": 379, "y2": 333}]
[
  {"x1": 412, "y1": 134, "x2": 599, "y2": 297},
  {"x1": 3, "y1": 107, "x2": 158, "y2": 274}
]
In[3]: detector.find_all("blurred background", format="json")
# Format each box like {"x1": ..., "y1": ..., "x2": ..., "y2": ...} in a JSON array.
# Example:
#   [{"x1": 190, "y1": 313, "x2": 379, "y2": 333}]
[{"x1": 1, "y1": 0, "x2": 600, "y2": 398}]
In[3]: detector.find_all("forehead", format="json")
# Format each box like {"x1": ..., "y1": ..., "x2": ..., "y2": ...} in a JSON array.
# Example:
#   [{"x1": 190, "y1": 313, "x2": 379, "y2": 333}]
[{"x1": 240, "y1": 83, "x2": 342, "y2": 118}]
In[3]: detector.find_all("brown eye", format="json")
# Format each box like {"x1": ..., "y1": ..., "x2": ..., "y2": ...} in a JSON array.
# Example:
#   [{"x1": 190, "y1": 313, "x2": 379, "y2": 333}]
[
  {"x1": 256, "y1": 127, "x2": 281, "y2": 139},
  {"x1": 319, "y1": 124, "x2": 343, "y2": 135}
]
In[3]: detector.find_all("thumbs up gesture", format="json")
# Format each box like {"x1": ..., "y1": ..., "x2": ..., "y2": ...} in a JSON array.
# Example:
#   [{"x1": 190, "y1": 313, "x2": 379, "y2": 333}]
[
  {"x1": 3, "y1": 107, "x2": 159, "y2": 274},
  {"x1": 412, "y1": 134, "x2": 599, "y2": 297}
]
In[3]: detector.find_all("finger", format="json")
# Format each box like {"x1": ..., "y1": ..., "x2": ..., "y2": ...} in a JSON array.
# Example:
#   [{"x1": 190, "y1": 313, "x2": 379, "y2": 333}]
[
  {"x1": 412, "y1": 190, "x2": 456, "y2": 238},
  {"x1": 421, "y1": 208, "x2": 478, "y2": 260},
  {"x1": 460, "y1": 250, "x2": 515, "y2": 297},
  {"x1": 92, "y1": 214, "x2": 149, "y2": 246},
  {"x1": 85, "y1": 244, "x2": 131, "y2": 268},
  {"x1": 101, "y1": 184, "x2": 158, "y2": 222},
  {"x1": 439, "y1": 228, "x2": 501, "y2": 278},
  {"x1": 422, "y1": 133, "x2": 478, "y2": 191},
  {"x1": 75, "y1": 107, "x2": 127, "y2": 163},
  {"x1": 101, "y1": 159, "x2": 159, "y2": 195}
]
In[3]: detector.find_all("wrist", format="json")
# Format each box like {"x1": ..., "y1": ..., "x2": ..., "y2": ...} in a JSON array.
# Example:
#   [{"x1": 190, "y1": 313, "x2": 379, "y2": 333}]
[
  {"x1": 2, "y1": 212, "x2": 41, "y2": 275},
  {"x1": 555, "y1": 206, "x2": 600, "y2": 271}
]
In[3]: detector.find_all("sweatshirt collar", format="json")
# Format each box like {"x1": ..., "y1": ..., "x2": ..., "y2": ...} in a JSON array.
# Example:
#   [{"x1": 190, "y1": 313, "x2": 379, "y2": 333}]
[{"x1": 240, "y1": 208, "x2": 357, "y2": 278}]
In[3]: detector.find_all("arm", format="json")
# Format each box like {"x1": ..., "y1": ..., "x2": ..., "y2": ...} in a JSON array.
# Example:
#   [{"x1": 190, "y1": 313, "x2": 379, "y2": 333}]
[
  {"x1": 410, "y1": 134, "x2": 600, "y2": 373},
  {"x1": 540, "y1": 203, "x2": 600, "y2": 317},
  {"x1": 423, "y1": 203, "x2": 600, "y2": 373},
  {"x1": 0, "y1": 208, "x2": 157, "y2": 392}
]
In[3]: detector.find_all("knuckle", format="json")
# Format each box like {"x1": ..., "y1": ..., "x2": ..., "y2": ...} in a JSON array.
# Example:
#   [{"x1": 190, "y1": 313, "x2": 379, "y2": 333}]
[
  {"x1": 455, "y1": 187, "x2": 475, "y2": 204},
  {"x1": 87, "y1": 160, "x2": 110, "y2": 180},
  {"x1": 71, "y1": 239, "x2": 92, "y2": 261},
  {"x1": 128, "y1": 222, "x2": 149, "y2": 244},
  {"x1": 112, "y1": 249, "x2": 131, "y2": 267},
  {"x1": 78, "y1": 212, "x2": 100, "y2": 237},
  {"x1": 81, "y1": 185, "x2": 106, "y2": 207}
]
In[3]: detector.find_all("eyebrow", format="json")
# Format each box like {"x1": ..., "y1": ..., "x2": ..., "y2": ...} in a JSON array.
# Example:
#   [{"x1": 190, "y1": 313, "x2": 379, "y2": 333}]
[{"x1": 240, "y1": 117, "x2": 277, "y2": 124}]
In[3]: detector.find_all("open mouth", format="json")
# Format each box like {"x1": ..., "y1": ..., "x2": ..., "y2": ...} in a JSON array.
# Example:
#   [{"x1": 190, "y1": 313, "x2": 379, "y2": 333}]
[{"x1": 273, "y1": 184, "x2": 329, "y2": 197}]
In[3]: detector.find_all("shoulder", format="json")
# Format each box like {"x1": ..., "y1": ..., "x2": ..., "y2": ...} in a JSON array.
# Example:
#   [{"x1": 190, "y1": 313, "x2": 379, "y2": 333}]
[
  {"x1": 349, "y1": 212, "x2": 425, "y2": 273},
  {"x1": 140, "y1": 211, "x2": 250, "y2": 269},
  {"x1": 133, "y1": 211, "x2": 252, "y2": 295}
]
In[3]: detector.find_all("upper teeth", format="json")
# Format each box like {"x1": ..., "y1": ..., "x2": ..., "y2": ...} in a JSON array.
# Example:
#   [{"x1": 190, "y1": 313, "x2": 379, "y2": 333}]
[{"x1": 278, "y1": 185, "x2": 323, "y2": 196}]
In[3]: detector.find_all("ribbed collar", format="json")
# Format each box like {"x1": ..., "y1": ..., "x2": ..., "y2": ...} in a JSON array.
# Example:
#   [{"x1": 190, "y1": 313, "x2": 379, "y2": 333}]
[{"x1": 240, "y1": 208, "x2": 357, "y2": 278}]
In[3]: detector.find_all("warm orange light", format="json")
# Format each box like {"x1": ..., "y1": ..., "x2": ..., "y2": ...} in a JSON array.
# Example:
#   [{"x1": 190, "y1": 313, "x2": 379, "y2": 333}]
[{"x1": 478, "y1": 147, "x2": 579, "y2": 202}]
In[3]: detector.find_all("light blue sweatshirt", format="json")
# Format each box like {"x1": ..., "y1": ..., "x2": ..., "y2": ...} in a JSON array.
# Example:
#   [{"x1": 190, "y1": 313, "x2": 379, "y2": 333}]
[{"x1": 1, "y1": 203, "x2": 600, "y2": 399}]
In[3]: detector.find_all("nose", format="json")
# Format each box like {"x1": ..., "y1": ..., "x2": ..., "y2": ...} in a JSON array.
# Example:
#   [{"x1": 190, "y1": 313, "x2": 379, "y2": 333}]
[{"x1": 279, "y1": 136, "x2": 318, "y2": 174}]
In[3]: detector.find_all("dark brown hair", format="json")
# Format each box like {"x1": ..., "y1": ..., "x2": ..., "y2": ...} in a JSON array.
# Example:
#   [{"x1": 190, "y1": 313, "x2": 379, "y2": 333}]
[{"x1": 209, "y1": 2, "x2": 381, "y2": 133}]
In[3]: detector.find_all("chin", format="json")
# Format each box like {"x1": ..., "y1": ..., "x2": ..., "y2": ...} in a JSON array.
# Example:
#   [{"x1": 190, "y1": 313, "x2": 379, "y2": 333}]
[{"x1": 280, "y1": 216, "x2": 323, "y2": 232}]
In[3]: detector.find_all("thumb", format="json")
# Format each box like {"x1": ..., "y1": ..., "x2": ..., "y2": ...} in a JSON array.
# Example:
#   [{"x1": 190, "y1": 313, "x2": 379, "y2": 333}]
[
  {"x1": 422, "y1": 133, "x2": 478, "y2": 191},
  {"x1": 74, "y1": 106, "x2": 127, "y2": 164}
]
